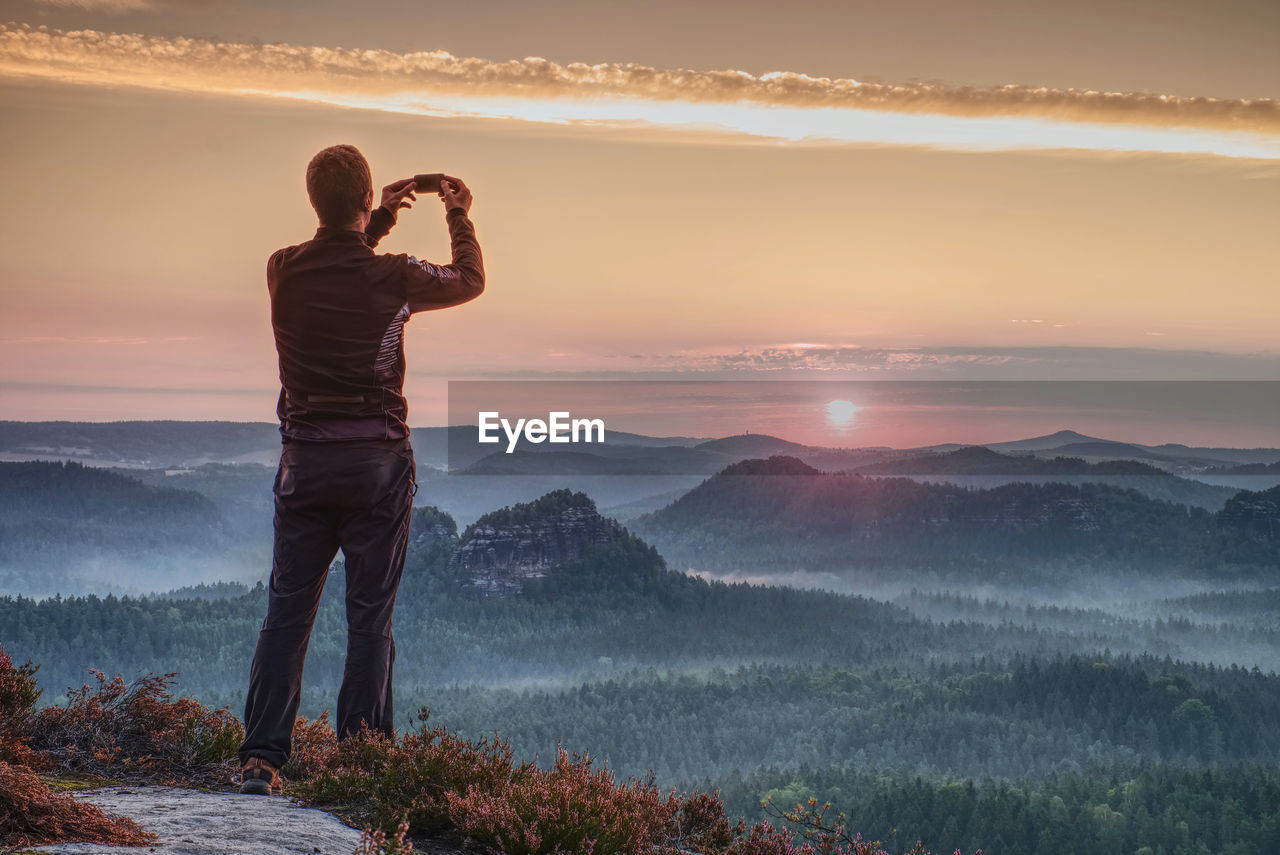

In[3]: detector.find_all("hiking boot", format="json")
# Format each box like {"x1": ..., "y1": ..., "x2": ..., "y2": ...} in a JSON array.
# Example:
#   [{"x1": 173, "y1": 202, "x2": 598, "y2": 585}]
[{"x1": 238, "y1": 756, "x2": 284, "y2": 795}]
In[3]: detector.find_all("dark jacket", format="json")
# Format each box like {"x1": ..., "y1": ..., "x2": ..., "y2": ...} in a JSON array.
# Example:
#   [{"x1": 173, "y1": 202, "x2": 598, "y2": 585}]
[{"x1": 268, "y1": 204, "x2": 484, "y2": 442}]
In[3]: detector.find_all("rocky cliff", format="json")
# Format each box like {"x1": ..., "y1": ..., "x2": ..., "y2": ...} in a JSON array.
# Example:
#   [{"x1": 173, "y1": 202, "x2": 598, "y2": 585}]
[
  {"x1": 447, "y1": 490, "x2": 633, "y2": 595},
  {"x1": 409, "y1": 505, "x2": 460, "y2": 553},
  {"x1": 1218, "y1": 484, "x2": 1280, "y2": 544}
]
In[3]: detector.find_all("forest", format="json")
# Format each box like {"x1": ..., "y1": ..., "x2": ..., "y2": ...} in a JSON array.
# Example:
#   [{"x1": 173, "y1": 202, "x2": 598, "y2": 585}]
[
  {"x1": 4, "y1": 478, "x2": 1279, "y2": 853},
  {"x1": 0, "y1": 438, "x2": 1275, "y2": 851}
]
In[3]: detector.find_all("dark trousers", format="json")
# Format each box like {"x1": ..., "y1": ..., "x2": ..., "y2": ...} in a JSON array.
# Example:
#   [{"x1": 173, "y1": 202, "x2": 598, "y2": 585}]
[{"x1": 239, "y1": 437, "x2": 417, "y2": 769}]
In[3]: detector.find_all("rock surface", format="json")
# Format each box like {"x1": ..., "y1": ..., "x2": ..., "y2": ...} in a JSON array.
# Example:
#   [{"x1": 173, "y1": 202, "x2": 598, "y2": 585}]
[
  {"x1": 449, "y1": 492, "x2": 626, "y2": 595},
  {"x1": 29, "y1": 785, "x2": 363, "y2": 855},
  {"x1": 1219, "y1": 485, "x2": 1280, "y2": 543}
]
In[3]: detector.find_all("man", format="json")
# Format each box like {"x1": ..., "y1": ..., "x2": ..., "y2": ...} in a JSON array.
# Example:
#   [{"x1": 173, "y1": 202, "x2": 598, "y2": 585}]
[{"x1": 237, "y1": 144, "x2": 484, "y2": 795}]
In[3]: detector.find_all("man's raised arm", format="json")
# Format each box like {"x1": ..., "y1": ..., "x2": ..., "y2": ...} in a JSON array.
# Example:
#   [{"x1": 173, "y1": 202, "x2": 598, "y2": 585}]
[
  {"x1": 364, "y1": 177, "x2": 418, "y2": 248},
  {"x1": 401, "y1": 176, "x2": 485, "y2": 312}
]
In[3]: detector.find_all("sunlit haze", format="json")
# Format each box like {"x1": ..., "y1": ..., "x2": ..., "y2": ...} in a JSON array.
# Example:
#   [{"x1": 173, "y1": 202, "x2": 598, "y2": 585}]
[{"x1": 1, "y1": 1, "x2": 1277, "y2": 446}]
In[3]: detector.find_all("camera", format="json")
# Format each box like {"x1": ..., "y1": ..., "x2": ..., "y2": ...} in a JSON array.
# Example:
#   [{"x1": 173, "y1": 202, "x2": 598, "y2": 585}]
[{"x1": 414, "y1": 173, "x2": 446, "y2": 193}]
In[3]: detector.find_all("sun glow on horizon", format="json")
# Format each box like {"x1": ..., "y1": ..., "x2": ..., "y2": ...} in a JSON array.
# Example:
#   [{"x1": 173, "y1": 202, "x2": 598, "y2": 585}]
[{"x1": 825, "y1": 399, "x2": 861, "y2": 429}]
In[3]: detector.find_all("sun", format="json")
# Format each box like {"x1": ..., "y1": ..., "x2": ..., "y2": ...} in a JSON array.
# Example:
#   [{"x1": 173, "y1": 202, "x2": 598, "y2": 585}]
[{"x1": 825, "y1": 399, "x2": 859, "y2": 426}]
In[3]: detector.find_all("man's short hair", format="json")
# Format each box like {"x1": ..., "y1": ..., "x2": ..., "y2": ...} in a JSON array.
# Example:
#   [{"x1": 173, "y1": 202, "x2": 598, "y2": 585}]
[{"x1": 306, "y1": 144, "x2": 373, "y2": 227}]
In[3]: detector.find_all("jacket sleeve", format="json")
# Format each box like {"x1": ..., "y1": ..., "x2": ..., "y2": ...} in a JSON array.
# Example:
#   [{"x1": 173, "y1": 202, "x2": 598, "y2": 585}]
[
  {"x1": 399, "y1": 208, "x2": 486, "y2": 312},
  {"x1": 364, "y1": 205, "x2": 397, "y2": 248}
]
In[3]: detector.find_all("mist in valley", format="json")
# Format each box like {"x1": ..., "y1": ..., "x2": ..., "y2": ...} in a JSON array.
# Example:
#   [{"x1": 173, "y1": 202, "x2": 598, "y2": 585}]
[{"x1": 3, "y1": 422, "x2": 1278, "y2": 853}]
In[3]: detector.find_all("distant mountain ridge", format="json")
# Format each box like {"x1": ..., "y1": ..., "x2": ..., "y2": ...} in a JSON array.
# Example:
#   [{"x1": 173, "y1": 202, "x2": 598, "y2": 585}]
[
  {"x1": 1, "y1": 421, "x2": 1274, "y2": 581},
  {"x1": 0, "y1": 421, "x2": 710, "y2": 471},
  {"x1": 0, "y1": 420, "x2": 282, "y2": 468},
  {"x1": 1203, "y1": 460, "x2": 1280, "y2": 476},
  {"x1": 854, "y1": 446, "x2": 1167, "y2": 476},
  {"x1": 3, "y1": 420, "x2": 1275, "y2": 472},
  {"x1": 983, "y1": 429, "x2": 1115, "y2": 451},
  {"x1": 636, "y1": 455, "x2": 1280, "y2": 572},
  {"x1": 987, "y1": 430, "x2": 1280, "y2": 466},
  {"x1": 693, "y1": 434, "x2": 809, "y2": 456}
]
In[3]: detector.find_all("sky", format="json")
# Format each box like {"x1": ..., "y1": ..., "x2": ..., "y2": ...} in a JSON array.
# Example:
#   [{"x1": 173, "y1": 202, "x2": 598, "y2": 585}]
[{"x1": 0, "y1": 0, "x2": 1277, "y2": 446}]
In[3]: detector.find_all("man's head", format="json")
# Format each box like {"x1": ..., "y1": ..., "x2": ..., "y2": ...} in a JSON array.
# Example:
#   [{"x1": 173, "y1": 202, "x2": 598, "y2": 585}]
[{"x1": 306, "y1": 144, "x2": 374, "y2": 229}]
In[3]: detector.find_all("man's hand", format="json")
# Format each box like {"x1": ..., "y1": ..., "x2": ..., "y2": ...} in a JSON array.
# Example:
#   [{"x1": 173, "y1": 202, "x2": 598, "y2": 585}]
[
  {"x1": 380, "y1": 178, "x2": 418, "y2": 215},
  {"x1": 440, "y1": 176, "x2": 473, "y2": 215}
]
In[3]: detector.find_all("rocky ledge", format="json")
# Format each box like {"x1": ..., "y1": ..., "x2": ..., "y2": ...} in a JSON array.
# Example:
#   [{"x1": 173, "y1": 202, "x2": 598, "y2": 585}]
[{"x1": 29, "y1": 785, "x2": 362, "y2": 855}]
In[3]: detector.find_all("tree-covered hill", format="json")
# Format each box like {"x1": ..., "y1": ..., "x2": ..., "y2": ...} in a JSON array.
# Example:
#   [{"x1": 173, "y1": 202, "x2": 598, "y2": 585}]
[
  {"x1": 0, "y1": 461, "x2": 221, "y2": 526},
  {"x1": 0, "y1": 461, "x2": 248, "y2": 597},
  {"x1": 853, "y1": 446, "x2": 1166, "y2": 476},
  {"x1": 635, "y1": 456, "x2": 1278, "y2": 574}
]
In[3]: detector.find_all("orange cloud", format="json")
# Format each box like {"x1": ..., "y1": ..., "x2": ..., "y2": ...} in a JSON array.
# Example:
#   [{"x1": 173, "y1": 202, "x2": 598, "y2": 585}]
[
  {"x1": 32, "y1": 0, "x2": 155, "y2": 11},
  {"x1": 2, "y1": 24, "x2": 1279, "y2": 157}
]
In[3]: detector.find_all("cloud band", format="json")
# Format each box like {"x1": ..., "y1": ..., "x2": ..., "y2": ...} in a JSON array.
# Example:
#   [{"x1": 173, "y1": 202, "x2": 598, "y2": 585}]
[{"x1": 3, "y1": 23, "x2": 1279, "y2": 158}]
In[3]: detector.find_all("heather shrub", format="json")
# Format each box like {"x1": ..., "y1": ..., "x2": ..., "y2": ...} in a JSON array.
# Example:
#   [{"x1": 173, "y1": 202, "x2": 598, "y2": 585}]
[
  {"x1": 760, "y1": 797, "x2": 956, "y2": 855},
  {"x1": 29, "y1": 670, "x2": 243, "y2": 787},
  {"x1": 292, "y1": 727, "x2": 400, "y2": 826},
  {"x1": 355, "y1": 820, "x2": 414, "y2": 854},
  {"x1": 0, "y1": 760, "x2": 155, "y2": 848},
  {"x1": 446, "y1": 746, "x2": 681, "y2": 855},
  {"x1": 0, "y1": 646, "x2": 43, "y2": 767},
  {"x1": 282, "y1": 711, "x2": 340, "y2": 782},
  {"x1": 293, "y1": 708, "x2": 517, "y2": 834},
  {"x1": 294, "y1": 708, "x2": 911, "y2": 855},
  {"x1": 723, "y1": 820, "x2": 814, "y2": 855},
  {"x1": 670, "y1": 790, "x2": 738, "y2": 853},
  {"x1": 721, "y1": 820, "x2": 931, "y2": 855}
]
